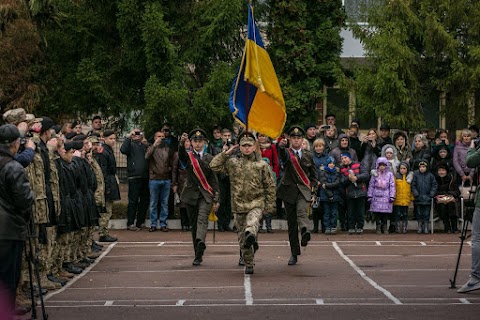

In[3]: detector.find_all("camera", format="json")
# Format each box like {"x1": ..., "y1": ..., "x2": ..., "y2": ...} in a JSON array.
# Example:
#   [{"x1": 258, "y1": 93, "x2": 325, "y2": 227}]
[
  {"x1": 474, "y1": 138, "x2": 480, "y2": 149},
  {"x1": 135, "y1": 131, "x2": 143, "y2": 136},
  {"x1": 226, "y1": 138, "x2": 233, "y2": 147}
]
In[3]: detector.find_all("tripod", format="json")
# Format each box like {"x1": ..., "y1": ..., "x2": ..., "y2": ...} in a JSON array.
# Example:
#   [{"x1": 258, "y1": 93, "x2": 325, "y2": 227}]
[
  {"x1": 449, "y1": 197, "x2": 473, "y2": 289},
  {"x1": 25, "y1": 222, "x2": 48, "y2": 319}
]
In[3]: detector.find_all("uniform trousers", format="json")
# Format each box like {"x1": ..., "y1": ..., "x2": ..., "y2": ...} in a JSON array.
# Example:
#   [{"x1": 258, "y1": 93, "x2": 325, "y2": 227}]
[
  {"x1": 234, "y1": 208, "x2": 263, "y2": 267},
  {"x1": 186, "y1": 198, "x2": 211, "y2": 249},
  {"x1": 284, "y1": 193, "x2": 309, "y2": 256}
]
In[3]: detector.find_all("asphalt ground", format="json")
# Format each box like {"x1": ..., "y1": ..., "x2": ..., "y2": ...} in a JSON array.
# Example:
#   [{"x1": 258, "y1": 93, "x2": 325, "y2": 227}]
[{"x1": 28, "y1": 229, "x2": 479, "y2": 319}]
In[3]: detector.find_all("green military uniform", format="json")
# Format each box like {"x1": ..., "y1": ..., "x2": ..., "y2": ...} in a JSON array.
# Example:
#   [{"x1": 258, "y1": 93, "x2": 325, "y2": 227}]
[
  {"x1": 277, "y1": 126, "x2": 318, "y2": 265},
  {"x1": 179, "y1": 129, "x2": 219, "y2": 266},
  {"x1": 210, "y1": 133, "x2": 276, "y2": 274}
]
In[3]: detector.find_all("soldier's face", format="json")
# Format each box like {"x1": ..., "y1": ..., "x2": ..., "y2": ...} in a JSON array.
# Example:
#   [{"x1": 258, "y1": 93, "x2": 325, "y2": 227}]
[
  {"x1": 62, "y1": 149, "x2": 74, "y2": 163},
  {"x1": 222, "y1": 132, "x2": 231, "y2": 142},
  {"x1": 290, "y1": 136, "x2": 303, "y2": 149},
  {"x1": 92, "y1": 119, "x2": 102, "y2": 130},
  {"x1": 240, "y1": 143, "x2": 255, "y2": 155},
  {"x1": 191, "y1": 139, "x2": 205, "y2": 152},
  {"x1": 104, "y1": 134, "x2": 116, "y2": 147}
]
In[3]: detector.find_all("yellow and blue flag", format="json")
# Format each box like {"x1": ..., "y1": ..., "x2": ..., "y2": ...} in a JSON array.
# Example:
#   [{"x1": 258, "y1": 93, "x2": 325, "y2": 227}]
[{"x1": 229, "y1": 4, "x2": 286, "y2": 138}]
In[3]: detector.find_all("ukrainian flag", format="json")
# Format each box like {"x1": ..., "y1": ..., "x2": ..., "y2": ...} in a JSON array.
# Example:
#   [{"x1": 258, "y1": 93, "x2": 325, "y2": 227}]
[{"x1": 229, "y1": 4, "x2": 286, "y2": 138}]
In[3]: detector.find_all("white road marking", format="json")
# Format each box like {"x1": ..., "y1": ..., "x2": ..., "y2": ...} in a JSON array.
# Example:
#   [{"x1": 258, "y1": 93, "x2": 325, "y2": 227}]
[
  {"x1": 176, "y1": 300, "x2": 186, "y2": 306},
  {"x1": 44, "y1": 242, "x2": 117, "y2": 301},
  {"x1": 315, "y1": 299, "x2": 324, "y2": 305},
  {"x1": 67, "y1": 286, "x2": 243, "y2": 290},
  {"x1": 420, "y1": 242, "x2": 427, "y2": 246},
  {"x1": 332, "y1": 242, "x2": 402, "y2": 305},
  {"x1": 89, "y1": 269, "x2": 240, "y2": 273},
  {"x1": 157, "y1": 242, "x2": 165, "y2": 247},
  {"x1": 459, "y1": 298, "x2": 471, "y2": 304},
  {"x1": 244, "y1": 274, "x2": 253, "y2": 305},
  {"x1": 375, "y1": 241, "x2": 382, "y2": 246},
  {"x1": 104, "y1": 300, "x2": 114, "y2": 306}
]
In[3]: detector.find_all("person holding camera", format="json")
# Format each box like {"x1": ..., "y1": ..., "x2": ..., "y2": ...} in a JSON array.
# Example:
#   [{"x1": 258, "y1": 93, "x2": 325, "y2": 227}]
[
  {"x1": 457, "y1": 138, "x2": 480, "y2": 293},
  {"x1": 121, "y1": 129, "x2": 149, "y2": 231},
  {"x1": 146, "y1": 130, "x2": 178, "y2": 232},
  {"x1": 0, "y1": 124, "x2": 34, "y2": 317}
]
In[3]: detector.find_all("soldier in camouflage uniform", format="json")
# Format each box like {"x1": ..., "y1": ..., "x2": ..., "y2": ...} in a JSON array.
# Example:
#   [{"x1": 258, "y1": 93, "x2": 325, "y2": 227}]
[{"x1": 210, "y1": 133, "x2": 276, "y2": 274}]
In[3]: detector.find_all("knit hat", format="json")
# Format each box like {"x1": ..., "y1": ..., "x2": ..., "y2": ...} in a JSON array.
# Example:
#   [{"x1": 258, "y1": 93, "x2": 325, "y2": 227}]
[
  {"x1": 326, "y1": 156, "x2": 335, "y2": 165},
  {"x1": 340, "y1": 152, "x2": 352, "y2": 159},
  {"x1": 418, "y1": 160, "x2": 428, "y2": 167},
  {"x1": 437, "y1": 161, "x2": 449, "y2": 172},
  {"x1": 0, "y1": 124, "x2": 20, "y2": 143},
  {"x1": 385, "y1": 146, "x2": 394, "y2": 154}
]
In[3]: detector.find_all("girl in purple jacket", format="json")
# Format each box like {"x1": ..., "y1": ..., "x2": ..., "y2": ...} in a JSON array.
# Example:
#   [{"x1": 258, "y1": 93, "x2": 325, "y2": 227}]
[{"x1": 368, "y1": 157, "x2": 396, "y2": 234}]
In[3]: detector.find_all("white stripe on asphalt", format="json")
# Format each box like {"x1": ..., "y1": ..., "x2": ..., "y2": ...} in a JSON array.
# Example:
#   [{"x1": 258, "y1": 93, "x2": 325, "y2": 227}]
[
  {"x1": 375, "y1": 241, "x2": 382, "y2": 246},
  {"x1": 44, "y1": 242, "x2": 117, "y2": 301},
  {"x1": 315, "y1": 299, "x2": 324, "y2": 305},
  {"x1": 420, "y1": 242, "x2": 427, "y2": 246},
  {"x1": 176, "y1": 300, "x2": 186, "y2": 306},
  {"x1": 157, "y1": 242, "x2": 165, "y2": 247},
  {"x1": 459, "y1": 298, "x2": 471, "y2": 304},
  {"x1": 104, "y1": 300, "x2": 114, "y2": 306},
  {"x1": 244, "y1": 274, "x2": 253, "y2": 305},
  {"x1": 332, "y1": 242, "x2": 402, "y2": 305}
]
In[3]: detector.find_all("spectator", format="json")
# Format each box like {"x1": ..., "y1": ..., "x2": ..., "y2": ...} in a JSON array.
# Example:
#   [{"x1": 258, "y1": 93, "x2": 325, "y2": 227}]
[
  {"x1": 217, "y1": 128, "x2": 233, "y2": 232},
  {"x1": 393, "y1": 161, "x2": 414, "y2": 233},
  {"x1": 318, "y1": 156, "x2": 341, "y2": 234},
  {"x1": 411, "y1": 134, "x2": 432, "y2": 169},
  {"x1": 347, "y1": 124, "x2": 362, "y2": 159},
  {"x1": 145, "y1": 130, "x2": 178, "y2": 232},
  {"x1": 208, "y1": 126, "x2": 223, "y2": 156},
  {"x1": 412, "y1": 160, "x2": 438, "y2": 234},
  {"x1": 73, "y1": 120, "x2": 83, "y2": 135},
  {"x1": 88, "y1": 116, "x2": 102, "y2": 136},
  {"x1": 305, "y1": 124, "x2": 317, "y2": 150},
  {"x1": 96, "y1": 130, "x2": 120, "y2": 242},
  {"x1": 432, "y1": 129, "x2": 454, "y2": 154},
  {"x1": 360, "y1": 128, "x2": 382, "y2": 172},
  {"x1": 393, "y1": 131, "x2": 412, "y2": 163},
  {"x1": 453, "y1": 129, "x2": 474, "y2": 186},
  {"x1": 329, "y1": 133, "x2": 358, "y2": 165},
  {"x1": 431, "y1": 143, "x2": 453, "y2": 173},
  {"x1": 321, "y1": 125, "x2": 339, "y2": 153},
  {"x1": 469, "y1": 125, "x2": 479, "y2": 139},
  {"x1": 378, "y1": 124, "x2": 392, "y2": 148},
  {"x1": 0, "y1": 124, "x2": 34, "y2": 316},
  {"x1": 312, "y1": 138, "x2": 329, "y2": 233},
  {"x1": 325, "y1": 113, "x2": 343, "y2": 133},
  {"x1": 434, "y1": 163, "x2": 460, "y2": 233},
  {"x1": 120, "y1": 129, "x2": 149, "y2": 231}
]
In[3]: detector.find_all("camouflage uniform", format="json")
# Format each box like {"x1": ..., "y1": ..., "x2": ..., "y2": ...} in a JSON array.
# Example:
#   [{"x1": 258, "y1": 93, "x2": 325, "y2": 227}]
[
  {"x1": 86, "y1": 149, "x2": 104, "y2": 256},
  {"x1": 49, "y1": 151, "x2": 62, "y2": 277},
  {"x1": 210, "y1": 148, "x2": 276, "y2": 268}
]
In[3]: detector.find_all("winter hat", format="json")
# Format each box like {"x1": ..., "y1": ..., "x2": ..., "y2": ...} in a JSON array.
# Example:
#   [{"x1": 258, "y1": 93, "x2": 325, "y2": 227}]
[
  {"x1": 340, "y1": 152, "x2": 352, "y2": 159},
  {"x1": 326, "y1": 156, "x2": 335, "y2": 165},
  {"x1": 437, "y1": 161, "x2": 449, "y2": 172},
  {"x1": 418, "y1": 160, "x2": 428, "y2": 167},
  {"x1": 377, "y1": 157, "x2": 388, "y2": 166},
  {"x1": 0, "y1": 124, "x2": 20, "y2": 143},
  {"x1": 385, "y1": 146, "x2": 394, "y2": 154}
]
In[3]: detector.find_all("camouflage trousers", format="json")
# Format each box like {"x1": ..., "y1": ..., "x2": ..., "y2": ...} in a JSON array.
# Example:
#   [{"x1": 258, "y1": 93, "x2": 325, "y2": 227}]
[
  {"x1": 234, "y1": 208, "x2": 263, "y2": 267},
  {"x1": 35, "y1": 225, "x2": 56, "y2": 277},
  {"x1": 99, "y1": 201, "x2": 113, "y2": 236}
]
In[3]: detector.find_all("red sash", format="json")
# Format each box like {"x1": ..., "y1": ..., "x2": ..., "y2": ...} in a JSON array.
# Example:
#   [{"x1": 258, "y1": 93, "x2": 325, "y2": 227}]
[
  {"x1": 288, "y1": 149, "x2": 310, "y2": 187},
  {"x1": 188, "y1": 151, "x2": 214, "y2": 195}
]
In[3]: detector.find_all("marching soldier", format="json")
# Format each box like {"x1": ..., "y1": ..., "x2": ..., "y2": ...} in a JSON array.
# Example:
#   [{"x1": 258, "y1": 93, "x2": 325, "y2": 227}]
[
  {"x1": 277, "y1": 126, "x2": 318, "y2": 266},
  {"x1": 210, "y1": 132, "x2": 276, "y2": 274},
  {"x1": 178, "y1": 129, "x2": 220, "y2": 266}
]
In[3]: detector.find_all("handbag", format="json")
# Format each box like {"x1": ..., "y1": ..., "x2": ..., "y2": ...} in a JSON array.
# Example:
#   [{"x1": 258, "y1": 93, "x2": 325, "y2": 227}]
[
  {"x1": 435, "y1": 194, "x2": 455, "y2": 204},
  {"x1": 460, "y1": 182, "x2": 476, "y2": 200}
]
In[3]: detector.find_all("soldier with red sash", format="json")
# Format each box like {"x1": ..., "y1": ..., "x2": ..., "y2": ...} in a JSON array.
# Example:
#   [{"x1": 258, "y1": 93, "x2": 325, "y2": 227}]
[
  {"x1": 277, "y1": 126, "x2": 318, "y2": 266},
  {"x1": 179, "y1": 129, "x2": 219, "y2": 266}
]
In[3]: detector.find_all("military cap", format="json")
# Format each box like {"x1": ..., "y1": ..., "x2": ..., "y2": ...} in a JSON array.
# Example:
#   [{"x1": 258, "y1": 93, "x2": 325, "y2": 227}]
[
  {"x1": 87, "y1": 135, "x2": 100, "y2": 143},
  {"x1": 65, "y1": 132, "x2": 77, "y2": 140},
  {"x1": 71, "y1": 140, "x2": 84, "y2": 150},
  {"x1": 72, "y1": 134, "x2": 87, "y2": 141},
  {"x1": 188, "y1": 128, "x2": 207, "y2": 141},
  {"x1": 287, "y1": 125, "x2": 305, "y2": 137},
  {"x1": 2, "y1": 108, "x2": 26, "y2": 125},
  {"x1": 52, "y1": 125, "x2": 62, "y2": 134},
  {"x1": 40, "y1": 116, "x2": 55, "y2": 133},
  {"x1": 239, "y1": 132, "x2": 256, "y2": 146},
  {"x1": 103, "y1": 130, "x2": 116, "y2": 138},
  {"x1": 64, "y1": 142, "x2": 75, "y2": 151},
  {"x1": 0, "y1": 124, "x2": 20, "y2": 143},
  {"x1": 25, "y1": 114, "x2": 43, "y2": 125}
]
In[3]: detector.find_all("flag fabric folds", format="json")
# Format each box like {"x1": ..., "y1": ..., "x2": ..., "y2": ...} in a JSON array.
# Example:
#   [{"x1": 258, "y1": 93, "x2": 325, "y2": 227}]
[{"x1": 229, "y1": 4, "x2": 286, "y2": 138}]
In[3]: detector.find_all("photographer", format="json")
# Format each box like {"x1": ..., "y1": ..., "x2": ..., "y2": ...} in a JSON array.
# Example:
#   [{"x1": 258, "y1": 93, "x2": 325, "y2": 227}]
[
  {"x1": 120, "y1": 129, "x2": 149, "y2": 230},
  {"x1": 457, "y1": 138, "x2": 480, "y2": 293},
  {"x1": 0, "y1": 124, "x2": 34, "y2": 316}
]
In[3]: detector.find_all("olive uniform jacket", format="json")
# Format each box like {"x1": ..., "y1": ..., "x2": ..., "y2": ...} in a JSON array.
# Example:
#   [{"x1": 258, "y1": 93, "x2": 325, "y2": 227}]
[
  {"x1": 178, "y1": 145, "x2": 219, "y2": 206},
  {"x1": 276, "y1": 147, "x2": 318, "y2": 204}
]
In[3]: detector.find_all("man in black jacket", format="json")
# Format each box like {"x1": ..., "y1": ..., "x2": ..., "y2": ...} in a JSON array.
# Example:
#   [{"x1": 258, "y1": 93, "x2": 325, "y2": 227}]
[
  {"x1": 0, "y1": 124, "x2": 34, "y2": 316},
  {"x1": 120, "y1": 129, "x2": 149, "y2": 230}
]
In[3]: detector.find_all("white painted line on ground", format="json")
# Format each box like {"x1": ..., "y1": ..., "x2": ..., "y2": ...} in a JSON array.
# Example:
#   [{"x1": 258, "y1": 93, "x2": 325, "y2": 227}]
[
  {"x1": 375, "y1": 241, "x2": 382, "y2": 246},
  {"x1": 420, "y1": 242, "x2": 427, "y2": 246},
  {"x1": 67, "y1": 286, "x2": 244, "y2": 290},
  {"x1": 103, "y1": 254, "x2": 239, "y2": 258},
  {"x1": 459, "y1": 298, "x2": 471, "y2": 304},
  {"x1": 244, "y1": 274, "x2": 253, "y2": 305},
  {"x1": 315, "y1": 299, "x2": 324, "y2": 305},
  {"x1": 372, "y1": 269, "x2": 470, "y2": 272},
  {"x1": 157, "y1": 242, "x2": 165, "y2": 247},
  {"x1": 44, "y1": 242, "x2": 117, "y2": 301},
  {"x1": 176, "y1": 300, "x2": 186, "y2": 306},
  {"x1": 383, "y1": 285, "x2": 449, "y2": 288},
  {"x1": 348, "y1": 254, "x2": 470, "y2": 257},
  {"x1": 104, "y1": 300, "x2": 114, "y2": 306},
  {"x1": 332, "y1": 242, "x2": 402, "y2": 305},
  {"x1": 89, "y1": 269, "x2": 240, "y2": 273}
]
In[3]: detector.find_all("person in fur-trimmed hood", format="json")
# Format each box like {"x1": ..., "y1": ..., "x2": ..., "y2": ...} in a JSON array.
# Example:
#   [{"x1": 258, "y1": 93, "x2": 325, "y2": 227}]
[
  {"x1": 368, "y1": 157, "x2": 396, "y2": 234},
  {"x1": 393, "y1": 131, "x2": 412, "y2": 163},
  {"x1": 434, "y1": 162, "x2": 460, "y2": 233}
]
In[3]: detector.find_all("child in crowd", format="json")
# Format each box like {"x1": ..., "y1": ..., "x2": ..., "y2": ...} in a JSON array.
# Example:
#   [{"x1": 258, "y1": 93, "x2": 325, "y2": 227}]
[
  {"x1": 368, "y1": 157, "x2": 396, "y2": 234},
  {"x1": 381, "y1": 144, "x2": 400, "y2": 176},
  {"x1": 434, "y1": 163, "x2": 460, "y2": 233},
  {"x1": 430, "y1": 143, "x2": 453, "y2": 173},
  {"x1": 393, "y1": 161, "x2": 414, "y2": 233},
  {"x1": 412, "y1": 160, "x2": 438, "y2": 233},
  {"x1": 318, "y1": 157, "x2": 341, "y2": 234}
]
